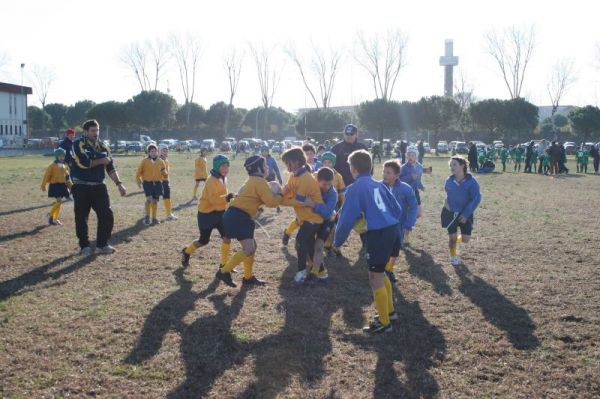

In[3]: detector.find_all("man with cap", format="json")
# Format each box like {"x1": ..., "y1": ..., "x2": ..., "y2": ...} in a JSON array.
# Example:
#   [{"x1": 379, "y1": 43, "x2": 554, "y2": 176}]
[
  {"x1": 59, "y1": 128, "x2": 76, "y2": 167},
  {"x1": 331, "y1": 124, "x2": 368, "y2": 186}
]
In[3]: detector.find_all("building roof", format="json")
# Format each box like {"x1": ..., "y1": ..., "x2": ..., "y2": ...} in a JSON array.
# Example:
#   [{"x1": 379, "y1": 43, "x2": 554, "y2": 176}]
[
  {"x1": 0, "y1": 82, "x2": 33, "y2": 95},
  {"x1": 537, "y1": 105, "x2": 577, "y2": 121}
]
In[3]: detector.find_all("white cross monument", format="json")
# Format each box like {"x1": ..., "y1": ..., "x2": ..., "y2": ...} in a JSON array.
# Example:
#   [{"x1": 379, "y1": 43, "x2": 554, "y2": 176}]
[{"x1": 439, "y1": 39, "x2": 459, "y2": 97}]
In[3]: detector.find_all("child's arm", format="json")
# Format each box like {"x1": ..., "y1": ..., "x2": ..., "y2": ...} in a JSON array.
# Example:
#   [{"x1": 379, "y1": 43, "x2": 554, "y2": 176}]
[
  {"x1": 135, "y1": 161, "x2": 144, "y2": 188},
  {"x1": 41, "y1": 165, "x2": 52, "y2": 191},
  {"x1": 273, "y1": 160, "x2": 283, "y2": 184},
  {"x1": 160, "y1": 160, "x2": 168, "y2": 180},
  {"x1": 460, "y1": 180, "x2": 482, "y2": 221},
  {"x1": 403, "y1": 188, "x2": 418, "y2": 231},
  {"x1": 334, "y1": 189, "x2": 362, "y2": 248},
  {"x1": 256, "y1": 180, "x2": 283, "y2": 208}
]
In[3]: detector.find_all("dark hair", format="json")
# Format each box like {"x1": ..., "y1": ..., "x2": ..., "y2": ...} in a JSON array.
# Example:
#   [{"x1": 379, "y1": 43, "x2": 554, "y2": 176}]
[
  {"x1": 302, "y1": 143, "x2": 316, "y2": 154},
  {"x1": 82, "y1": 119, "x2": 99, "y2": 131},
  {"x1": 383, "y1": 159, "x2": 401, "y2": 175},
  {"x1": 282, "y1": 147, "x2": 310, "y2": 172},
  {"x1": 449, "y1": 156, "x2": 469, "y2": 174},
  {"x1": 348, "y1": 149, "x2": 371, "y2": 174},
  {"x1": 317, "y1": 145, "x2": 325, "y2": 152},
  {"x1": 316, "y1": 167, "x2": 334, "y2": 182}
]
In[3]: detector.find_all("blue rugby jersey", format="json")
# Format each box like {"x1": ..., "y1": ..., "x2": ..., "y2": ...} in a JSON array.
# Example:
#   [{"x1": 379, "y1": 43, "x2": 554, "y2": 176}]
[
  {"x1": 444, "y1": 174, "x2": 481, "y2": 219},
  {"x1": 313, "y1": 185, "x2": 337, "y2": 220},
  {"x1": 399, "y1": 162, "x2": 424, "y2": 191},
  {"x1": 386, "y1": 179, "x2": 418, "y2": 231},
  {"x1": 334, "y1": 174, "x2": 401, "y2": 247}
]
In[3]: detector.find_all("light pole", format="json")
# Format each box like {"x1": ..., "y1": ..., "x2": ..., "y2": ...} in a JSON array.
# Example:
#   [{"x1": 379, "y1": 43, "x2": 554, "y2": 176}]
[
  {"x1": 20, "y1": 63, "x2": 25, "y2": 155},
  {"x1": 255, "y1": 108, "x2": 261, "y2": 139}
]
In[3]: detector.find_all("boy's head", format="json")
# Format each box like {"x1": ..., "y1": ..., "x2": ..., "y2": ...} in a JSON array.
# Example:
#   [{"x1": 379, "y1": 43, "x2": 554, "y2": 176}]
[
  {"x1": 449, "y1": 156, "x2": 468, "y2": 176},
  {"x1": 406, "y1": 146, "x2": 418, "y2": 164},
  {"x1": 244, "y1": 155, "x2": 268, "y2": 177},
  {"x1": 321, "y1": 151, "x2": 336, "y2": 168},
  {"x1": 65, "y1": 128, "x2": 75, "y2": 140},
  {"x1": 147, "y1": 144, "x2": 158, "y2": 158},
  {"x1": 316, "y1": 167, "x2": 334, "y2": 192},
  {"x1": 317, "y1": 145, "x2": 325, "y2": 155},
  {"x1": 212, "y1": 154, "x2": 230, "y2": 177},
  {"x1": 348, "y1": 149, "x2": 371, "y2": 179},
  {"x1": 54, "y1": 148, "x2": 66, "y2": 162},
  {"x1": 382, "y1": 159, "x2": 401, "y2": 185},
  {"x1": 260, "y1": 146, "x2": 270, "y2": 157},
  {"x1": 302, "y1": 143, "x2": 316, "y2": 161},
  {"x1": 282, "y1": 147, "x2": 307, "y2": 173},
  {"x1": 200, "y1": 148, "x2": 208, "y2": 156},
  {"x1": 158, "y1": 144, "x2": 168, "y2": 159}
]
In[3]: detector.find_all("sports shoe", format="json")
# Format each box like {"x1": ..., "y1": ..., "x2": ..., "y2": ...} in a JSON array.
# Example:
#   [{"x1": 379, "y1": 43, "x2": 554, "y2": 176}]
[
  {"x1": 47, "y1": 214, "x2": 53, "y2": 225},
  {"x1": 293, "y1": 270, "x2": 308, "y2": 286},
  {"x1": 385, "y1": 270, "x2": 397, "y2": 283},
  {"x1": 166, "y1": 214, "x2": 178, "y2": 221},
  {"x1": 219, "y1": 263, "x2": 238, "y2": 273},
  {"x1": 242, "y1": 276, "x2": 267, "y2": 286},
  {"x1": 363, "y1": 319, "x2": 393, "y2": 334},
  {"x1": 276, "y1": 206, "x2": 281, "y2": 213},
  {"x1": 282, "y1": 230, "x2": 290, "y2": 246},
  {"x1": 54, "y1": 219, "x2": 62, "y2": 226},
  {"x1": 181, "y1": 248, "x2": 191, "y2": 267},
  {"x1": 152, "y1": 219, "x2": 160, "y2": 225},
  {"x1": 79, "y1": 246, "x2": 93, "y2": 256},
  {"x1": 144, "y1": 215, "x2": 151, "y2": 225},
  {"x1": 216, "y1": 270, "x2": 237, "y2": 287},
  {"x1": 450, "y1": 255, "x2": 461, "y2": 266},
  {"x1": 376, "y1": 311, "x2": 399, "y2": 321},
  {"x1": 96, "y1": 245, "x2": 116, "y2": 255}
]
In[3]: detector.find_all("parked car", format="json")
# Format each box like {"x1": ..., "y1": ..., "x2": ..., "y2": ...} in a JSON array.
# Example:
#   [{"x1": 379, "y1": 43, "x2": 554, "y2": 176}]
[
  {"x1": 493, "y1": 140, "x2": 504, "y2": 149},
  {"x1": 219, "y1": 141, "x2": 232, "y2": 152},
  {"x1": 455, "y1": 141, "x2": 468, "y2": 154},
  {"x1": 271, "y1": 142, "x2": 283, "y2": 153},
  {"x1": 423, "y1": 142, "x2": 431, "y2": 152},
  {"x1": 449, "y1": 141, "x2": 458, "y2": 151},
  {"x1": 159, "y1": 139, "x2": 178, "y2": 149},
  {"x1": 473, "y1": 141, "x2": 487, "y2": 150},
  {"x1": 188, "y1": 139, "x2": 201, "y2": 149},
  {"x1": 126, "y1": 141, "x2": 143, "y2": 152},
  {"x1": 563, "y1": 142, "x2": 576, "y2": 155},
  {"x1": 201, "y1": 139, "x2": 216, "y2": 151},
  {"x1": 437, "y1": 140, "x2": 449, "y2": 153},
  {"x1": 175, "y1": 140, "x2": 191, "y2": 151}
]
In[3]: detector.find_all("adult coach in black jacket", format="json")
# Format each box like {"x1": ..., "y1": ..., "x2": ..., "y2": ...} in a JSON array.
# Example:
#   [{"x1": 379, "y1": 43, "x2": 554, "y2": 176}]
[{"x1": 331, "y1": 124, "x2": 368, "y2": 186}]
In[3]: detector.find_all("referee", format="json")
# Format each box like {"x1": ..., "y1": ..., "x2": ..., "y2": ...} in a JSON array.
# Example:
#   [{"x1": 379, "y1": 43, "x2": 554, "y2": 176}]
[
  {"x1": 331, "y1": 124, "x2": 368, "y2": 186},
  {"x1": 71, "y1": 119, "x2": 127, "y2": 255}
]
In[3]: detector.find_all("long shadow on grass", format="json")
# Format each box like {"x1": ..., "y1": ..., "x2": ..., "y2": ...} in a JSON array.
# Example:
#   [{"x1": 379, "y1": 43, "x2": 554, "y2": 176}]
[
  {"x1": 0, "y1": 203, "x2": 49, "y2": 217},
  {"x1": 239, "y1": 248, "x2": 372, "y2": 398},
  {"x1": 0, "y1": 224, "x2": 50, "y2": 244},
  {"x1": 0, "y1": 218, "x2": 147, "y2": 301},
  {"x1": 454, "y1": 264, "x2": 540, "y2": 350},
  {"x1": 344, "y1": 288, "x2": 447, "y2": 399},
  {"x1": 405, "y1": 248, "x2": 453, "y2": 296}
]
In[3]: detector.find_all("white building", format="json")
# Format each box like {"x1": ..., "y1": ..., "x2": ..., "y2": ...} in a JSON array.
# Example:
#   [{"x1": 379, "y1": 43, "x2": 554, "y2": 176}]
[{"x1": 0, "y1": 82, "x2": 32, "y2": 148}]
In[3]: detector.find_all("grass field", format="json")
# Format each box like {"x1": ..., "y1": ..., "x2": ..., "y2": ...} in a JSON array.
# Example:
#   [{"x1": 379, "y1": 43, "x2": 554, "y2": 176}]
[{"x1": 0, "y1": 152, "x2": 599, "y2": 398}]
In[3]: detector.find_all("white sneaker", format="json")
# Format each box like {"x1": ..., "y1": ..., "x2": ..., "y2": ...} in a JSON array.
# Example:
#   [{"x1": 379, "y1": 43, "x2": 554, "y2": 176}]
[
  {"x1": 96, "y1": 245, "x2": 116, "y2": 255},
  {"x1": 450, "y1": 255, "x2": 461, "y2": 266},
  {"x1": 293, "y1": 270, "x2": 308, "y2": 285},
  {"x1": 79, "y1": 246, "x2": 93, "y2": 256},
  {"x1": 166, "y1": 214, "x2": 178, "y2": 221}
]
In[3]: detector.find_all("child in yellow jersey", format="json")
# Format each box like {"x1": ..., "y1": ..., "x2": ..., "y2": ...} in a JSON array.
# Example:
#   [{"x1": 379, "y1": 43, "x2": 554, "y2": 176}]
[
  {"x1": 41, "y1": 148, "x2": 73, "y2": 225},
  {"x1": 217, "y1": 155, "x2": 283, "y2": 287},
  {"x1": 158, "y1": 144, "x2": 177, "y2": 220},
  {"x1": 280, "y1": 147, "x2": 324, "y2": 285},
  {"x1": 136, "y1": 144, "x2": 168, "y2": 225},
  {"x1": 192, "y1": 148, "x2": 209, "y2": 199},
  {"x1": 181, "y1": 155, "x2": 232, "y2": 268}
]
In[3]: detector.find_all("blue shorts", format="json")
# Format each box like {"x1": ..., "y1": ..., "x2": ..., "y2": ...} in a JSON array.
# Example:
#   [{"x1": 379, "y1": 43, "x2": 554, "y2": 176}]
[
  {"x1": 223, "y1": 206, "x2": 255, "y2": 240},
  {"x1": 390, "y1": 224, "x2": 403, "y2": 257},
  {"x1": 414, "y1": 189, "x2": 421, "y2": 205},
  {"x1": 365, "y1": 224, "x2": 401, "y2": 272},
  {"x1": 161, "y1": 180, "x2": 170, "y2": 199},
  {"x1": 316, "y1": 219, "x2": 335, "y2": 241},
  {"x1": 143, "y1": 181, "x2": 163, "y2": 200},
  {"x1": 197, "y1": 211, "x2": 225, "y2": 244},
  {"x1": 441, "y1": 207, "x2": 474, "y2": 236},
  {"x1": 48, "y1": 183, "x2": 70, "y2": 199}
]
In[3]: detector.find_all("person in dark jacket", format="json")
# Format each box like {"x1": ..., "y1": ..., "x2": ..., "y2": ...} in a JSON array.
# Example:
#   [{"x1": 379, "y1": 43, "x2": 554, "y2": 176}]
[
  {"x1": 417, "y1": 140, "x2": 425, "y2": 164},
  {"x1": 400, "y1": 140, "x2": 408, "y2": 164},
  {"x1": 524, "y1": 141, "x2": 534, "y2": 173},
  {"x1": 58, "y1": 128, "x2": 76, "y2": 167},
  {"x1": 331, "y1": 124, "x2": 368, "y2": 186},
  {"x1": 467, "y1": 142, "x2": 478, "y2": 173},
  {"x1": 549, "y1": 141, "x2": 562, "y2": 175},
  {"x1": 591, "y1": 144, "x2": 600, "y2": 174}
]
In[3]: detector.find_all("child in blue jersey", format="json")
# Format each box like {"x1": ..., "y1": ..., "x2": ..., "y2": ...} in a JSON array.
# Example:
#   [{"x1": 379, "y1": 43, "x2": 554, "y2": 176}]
[
  {"x1": 442, "y1": 156, "x2": 481, "y2": 267},
  {"x1": 400, "y1": 146, "x2": 426, "y2": 219},
  {"x1": 302, "y1": 167, "x2": 338, "y2": 282},
  {"x1": 382, "y1": 160, "x2": 418, "y2": 283},
  {"x1": 303, "y1": 143, "x2": 321, "y2": 171},
  {"x1": 334, "y1": 150, "x2": 402, "y2": 334},
  {"x1": 261, "y1": 145, "x2": 283, "y2": 212}
]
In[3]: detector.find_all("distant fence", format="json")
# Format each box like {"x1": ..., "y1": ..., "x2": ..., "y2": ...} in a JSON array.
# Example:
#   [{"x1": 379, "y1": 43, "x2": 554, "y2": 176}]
[{"x1": 0, "y1": 148, "x2": 52, "y2": 158}]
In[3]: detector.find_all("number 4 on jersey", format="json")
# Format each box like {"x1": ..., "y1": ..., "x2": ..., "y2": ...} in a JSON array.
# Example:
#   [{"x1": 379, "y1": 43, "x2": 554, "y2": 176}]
[{"x1": 373, "y1": 188, "x2": 387, "y2": 212}]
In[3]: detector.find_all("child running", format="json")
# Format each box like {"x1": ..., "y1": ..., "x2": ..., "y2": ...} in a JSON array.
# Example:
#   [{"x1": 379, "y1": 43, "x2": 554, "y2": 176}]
[
  {"x1": 181, "y1": 155, "x2": 232, "y2": 268},
  {"x1": 192, "y1": 148, "x2": 209, "y2": 199},
  {"x1": 334, "y1": 149, "x2": 402, "y2": 334},
  {"x1": 400, "y1": 146, "x2": 425, "y2": 219},
  {"x1": 158, "y1": 144, "x2": 177, "y2": 220},
  {"x1": 381, "y1": 160, "x2": 418, "y2": 282},
  {"x1": 41, "y1": 148, "x2": 73, "y2": 225},
  {"x1": 136, "y1": 144, "x2": 168, "y2": 225},
  {"x1": 442, "y1": 156, "x2": 482, "y2": 267},
  {"x1": 217, "y1": 155, "x2": 283, "y2": 287}
]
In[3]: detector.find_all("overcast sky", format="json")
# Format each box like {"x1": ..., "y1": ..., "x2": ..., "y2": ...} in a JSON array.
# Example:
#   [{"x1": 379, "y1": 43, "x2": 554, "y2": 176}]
[{"x1": 1, "y1": 0, "x2": 599, "y2": 112}]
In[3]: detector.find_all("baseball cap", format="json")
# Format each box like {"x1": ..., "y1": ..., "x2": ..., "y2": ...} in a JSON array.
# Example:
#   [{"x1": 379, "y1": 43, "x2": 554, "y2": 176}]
[
  {"x1": 344, "y1": 124, "x2": 358, "y2": 135},
  {"x1": 66, "y1": 128, "x2": 75, "y2": 136}
]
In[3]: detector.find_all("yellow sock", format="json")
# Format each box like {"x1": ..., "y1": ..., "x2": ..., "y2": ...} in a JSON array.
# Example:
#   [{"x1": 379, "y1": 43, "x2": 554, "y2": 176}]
[
  {"x1": 243, "y1": 254, "x2": 254, "y2": 280},
  {"x1": 456, "y1": 235, "x2": 463, "y2": 244},
  {"x1": 373, "y1": 287, "x2": 390, "y2": 325},
  {"x1": 449, "y1": 245, "x2": 457, "y2": 257},
  {"x1": 385, "y1": 258, "x2": 395, "y2": 273},
  {"x1": 145, "y1": 202, "x2": 151, "y2": 217},
  {"x1": 285, "y1": 220, "x2": 299, "y2": 235},
  {"x1": 384, "y1": 276, "x2": 394, "y2": 313},
  {"x1": 185, "y1": 242, "x2": 198, "y2": 255},
  {"x1": 220, "y1": 242, "x2": 230, "y2": 265},
  {"x1": 54, "y1": 202, "x2": 62, "y2": 220},
  {"x1": 151, "y1": 203, "x2": 158, "y2": 220},
  {"x1": 221, "y1": 250, "x2": 246, "y2": 273},
  {"x1": 49, "y1": 203, "x2": 60, "y2": 220},
  {"x1": 164, "y1": 198, "x2": 172, "y2": 215}
]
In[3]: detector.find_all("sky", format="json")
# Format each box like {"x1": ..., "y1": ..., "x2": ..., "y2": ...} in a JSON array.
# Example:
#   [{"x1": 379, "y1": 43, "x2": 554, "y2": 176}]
[{"x1": 1, "y1": 0, "x2": 599, "y2": 113}]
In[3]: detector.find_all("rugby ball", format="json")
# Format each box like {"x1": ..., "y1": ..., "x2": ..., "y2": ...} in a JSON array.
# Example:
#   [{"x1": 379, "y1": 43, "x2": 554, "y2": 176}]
[{"x1": 268, "y1": 181, "x2": 282, "y2": 195}]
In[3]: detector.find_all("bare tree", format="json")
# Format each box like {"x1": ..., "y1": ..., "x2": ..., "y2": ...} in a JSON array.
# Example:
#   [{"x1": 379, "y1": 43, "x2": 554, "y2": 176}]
[
  {"x1": 31, "y1": 65, "x2": 56, "y2": 134},
  {"x1": 484, "y1": 25, "x2": 536, "y2": 99},
  {"x1": 354, "y1": 30, "x2": 407, "y2": 100},
  {"x1": 170, "y1": 33, "x2": 202, "y2": 128},
  {"x1": 454, "y1": 70, "x2": 476, "y2": 140},
  {"x1": 286, "y1": 42, "x2": 343, "y2": 109},
  {"x1": 148, "y1": 38, "x2": 170, "y2": 91},
  {"x1": 120, "y1": 38, "x2": 170, "y2": 92},
  {"x1": 249, "y1": 43, "x2": 283, "y2": 137},
  {"x1": 547, "y1": 58, "x2": 575, "y2": 139},
  {"x1": 223, "y1": 49, "x2": 243, "y2": 135}
]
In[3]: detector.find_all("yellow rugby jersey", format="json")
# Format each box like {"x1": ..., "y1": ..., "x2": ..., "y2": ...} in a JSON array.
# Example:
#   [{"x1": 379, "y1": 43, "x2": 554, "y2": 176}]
[
  {"x1": 230, "y1": 176, "x2": 282, "y2": 218},
  {"x1": 136, "y1": 157, "x2": 168, "y2": 183},
  {"x1": 282, "y1": 166, "x2": 323, "y2": 224},
  {"x1": 162, "y1": 158, "x2": 170, "y2": 181},
  {"x1": 194, "y1": 157, "x2": 208, "y2": 180},
  {"x1": 41, "y1": 162, "x2": 71, "y2": 187},
  {"x1": 199, "y1": 174, "x2": 228, "y2": 213}
]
